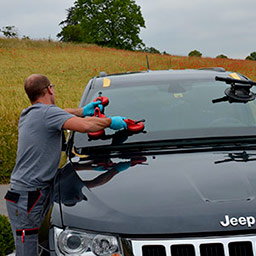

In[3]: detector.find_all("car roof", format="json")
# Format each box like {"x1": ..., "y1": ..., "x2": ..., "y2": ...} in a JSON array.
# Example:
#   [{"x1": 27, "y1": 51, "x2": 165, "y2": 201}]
[{"x1": 93, "y1": 68, "x2": 248, "y2": 86}]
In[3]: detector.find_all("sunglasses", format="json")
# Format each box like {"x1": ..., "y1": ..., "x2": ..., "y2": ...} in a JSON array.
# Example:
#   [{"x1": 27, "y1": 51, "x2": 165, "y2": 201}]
[{"x1": 44, "y1": 84, "x2": 55, "y2": 89}]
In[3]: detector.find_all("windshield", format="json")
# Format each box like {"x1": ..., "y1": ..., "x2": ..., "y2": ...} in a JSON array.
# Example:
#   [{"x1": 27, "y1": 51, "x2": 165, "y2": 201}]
[{"x1": 74, "y1": 75, "x2": 256, "y2": 149}]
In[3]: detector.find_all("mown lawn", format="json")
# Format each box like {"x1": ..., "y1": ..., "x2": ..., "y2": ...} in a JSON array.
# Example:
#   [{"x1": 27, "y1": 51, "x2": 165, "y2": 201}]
[{"x1": 1, "y1": 37, "x2": 256, "y2": 183}]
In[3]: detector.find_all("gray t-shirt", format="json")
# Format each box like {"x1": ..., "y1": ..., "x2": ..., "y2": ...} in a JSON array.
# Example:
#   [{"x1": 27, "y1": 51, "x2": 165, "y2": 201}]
[{"x1": 10, "y1": 103, "x2": 74, "y2": 190}]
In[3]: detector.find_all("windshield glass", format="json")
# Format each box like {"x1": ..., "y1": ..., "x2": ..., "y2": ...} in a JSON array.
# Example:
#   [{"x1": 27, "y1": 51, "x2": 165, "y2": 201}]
[{"x1": 74, "y1": 75, "x2": 256, "y2": 149}]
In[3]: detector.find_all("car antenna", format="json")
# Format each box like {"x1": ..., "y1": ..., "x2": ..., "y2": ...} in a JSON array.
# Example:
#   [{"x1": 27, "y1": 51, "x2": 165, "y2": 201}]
[{"x1": 146, "y1": 55, "x2": 150, "y2": 71}]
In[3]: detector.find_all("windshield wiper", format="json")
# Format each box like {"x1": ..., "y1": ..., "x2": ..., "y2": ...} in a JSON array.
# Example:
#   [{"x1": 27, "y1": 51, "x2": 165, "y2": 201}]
[
  {"x1": 212, "y1": 76, "x2": 256, "y2": 103},
  {"x1": 215, "y1": 151, "x2": 256, "y2": 164}
]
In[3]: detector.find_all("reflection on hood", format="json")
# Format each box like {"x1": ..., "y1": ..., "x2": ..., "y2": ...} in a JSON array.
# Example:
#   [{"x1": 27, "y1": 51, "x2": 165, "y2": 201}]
[{"x1": 59, "y1": 156, "x2": 147, "y2": 206}]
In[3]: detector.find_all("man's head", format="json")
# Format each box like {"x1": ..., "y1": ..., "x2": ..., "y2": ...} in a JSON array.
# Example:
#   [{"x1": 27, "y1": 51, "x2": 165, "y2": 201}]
[{"x1": 24, "y1": 74, "x2": 55, "y2": 104}]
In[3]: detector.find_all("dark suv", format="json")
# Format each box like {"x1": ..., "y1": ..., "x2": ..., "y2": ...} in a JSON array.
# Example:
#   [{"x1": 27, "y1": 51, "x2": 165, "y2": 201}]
[{"x1": 39, "y1": 68, "x2": 256, "y2": 256}]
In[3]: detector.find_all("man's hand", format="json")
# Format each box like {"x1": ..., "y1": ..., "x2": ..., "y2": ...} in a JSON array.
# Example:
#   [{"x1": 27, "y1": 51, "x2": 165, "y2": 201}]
[
  {"x1": 110, "y1": 116, "x2": 127, "y2": 130},
  {"x1": 93, "y1": 161, "x2": 131, "y2": 172},
  {"x1": 83, "y1": 101, "x2": 103, "y2": 117},
  {"x1": 114, "y1": 161, "x2": 131, "y2": 172},
  {"x1": 63, "y1": 115, "x2": 127, "y2": 133}
]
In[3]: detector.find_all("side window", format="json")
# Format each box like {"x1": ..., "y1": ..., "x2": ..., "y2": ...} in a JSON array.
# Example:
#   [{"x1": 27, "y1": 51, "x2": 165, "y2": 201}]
[{"x1": 79, "y1": 80, "x2": 94, "y2": 107}]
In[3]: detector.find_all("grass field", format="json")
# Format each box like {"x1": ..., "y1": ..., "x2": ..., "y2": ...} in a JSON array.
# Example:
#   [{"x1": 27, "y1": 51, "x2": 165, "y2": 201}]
[{"x1": 1, "y1": 37, "x2": 256, "y2": 183}]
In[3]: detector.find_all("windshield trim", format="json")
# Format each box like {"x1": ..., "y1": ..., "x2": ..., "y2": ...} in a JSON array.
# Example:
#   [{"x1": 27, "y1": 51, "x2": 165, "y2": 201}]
[
  {"x1": 74, "y1": 127, "x2": 256, "y2": 149},
  {"x1": 74, "y1": 135, "x2": 256, "y2": 156}
]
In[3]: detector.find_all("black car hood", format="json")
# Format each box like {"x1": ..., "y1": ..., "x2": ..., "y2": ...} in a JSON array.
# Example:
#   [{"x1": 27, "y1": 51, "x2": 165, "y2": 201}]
[{"x1": 59, "y1": 150, "x2": 256, "y2": 235}]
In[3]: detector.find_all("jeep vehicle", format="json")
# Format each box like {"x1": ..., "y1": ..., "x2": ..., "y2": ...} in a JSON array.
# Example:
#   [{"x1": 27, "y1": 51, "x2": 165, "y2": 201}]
[{"x1": 39, "y1": 68, "x2": 256, "y2": 256}]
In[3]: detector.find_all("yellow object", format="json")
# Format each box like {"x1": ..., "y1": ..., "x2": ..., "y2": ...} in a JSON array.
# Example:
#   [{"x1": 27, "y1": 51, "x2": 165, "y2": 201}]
[
  {"x1": 103, "y1": 78, "x2": 111, "y2": 87},
  {"x1": 72, "y1": 148, "x2": 87, "y2": 158},
  {"x1": 229, "y1": 73, "x2": 241, "y2": 80},
  {"x1": 174, "y1": 93, "x2": 183, "y2": 98}
]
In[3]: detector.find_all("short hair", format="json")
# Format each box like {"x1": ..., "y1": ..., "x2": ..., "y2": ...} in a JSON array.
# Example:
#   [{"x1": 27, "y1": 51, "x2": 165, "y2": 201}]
[{"x1": 24, "y1": 74, "x2": 50, "y2": 102}]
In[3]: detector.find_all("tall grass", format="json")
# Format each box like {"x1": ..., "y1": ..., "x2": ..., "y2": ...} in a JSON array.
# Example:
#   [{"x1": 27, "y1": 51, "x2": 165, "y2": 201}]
[{"x1": 1, "y1": 37, "x2": 256, "y2": 183}]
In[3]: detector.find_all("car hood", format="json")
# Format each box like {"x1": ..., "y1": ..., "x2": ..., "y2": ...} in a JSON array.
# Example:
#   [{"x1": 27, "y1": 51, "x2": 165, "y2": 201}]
[{"x1": 59, "y1": 150, "x2": 256, "y2": 235}]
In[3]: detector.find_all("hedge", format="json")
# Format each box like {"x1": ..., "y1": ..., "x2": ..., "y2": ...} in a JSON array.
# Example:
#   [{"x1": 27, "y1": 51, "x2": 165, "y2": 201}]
[{"x1": 0, "y1": 215, "x2": 15, "y2": 256}]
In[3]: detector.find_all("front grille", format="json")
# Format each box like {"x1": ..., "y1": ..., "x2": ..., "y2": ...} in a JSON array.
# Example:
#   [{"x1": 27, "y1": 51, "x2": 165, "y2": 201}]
[
  {"x1": 142, "y1": 245, "x2": 166, "y2": 256},
  {"x1": 229, "y1": 241, "x2": 254, "y2": 256},
  {"x1": 171, "y1": 244, "x2": 195, "y2": 256},
  {"x1": 200, "y1": 243, "x2": 224, "y2": 256},
  {"x1": 128, "y1": 235, "x2": 256, "y2": 256}
]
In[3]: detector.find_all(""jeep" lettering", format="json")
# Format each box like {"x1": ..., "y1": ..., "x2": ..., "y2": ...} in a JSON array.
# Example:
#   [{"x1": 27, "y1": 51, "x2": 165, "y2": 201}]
[{"x1": 220, "y1": 215, "x2": 255, "y2": 228}]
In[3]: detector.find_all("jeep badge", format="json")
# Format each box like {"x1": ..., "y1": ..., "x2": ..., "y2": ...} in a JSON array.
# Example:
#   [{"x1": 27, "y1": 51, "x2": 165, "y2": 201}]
[{"x1": 220, "y1": 215, "x2": 255, "y2": 228}]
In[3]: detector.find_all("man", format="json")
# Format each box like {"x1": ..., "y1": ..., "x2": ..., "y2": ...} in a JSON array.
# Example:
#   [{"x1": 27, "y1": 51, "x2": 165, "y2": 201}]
[{"x1": 4, "y1": 74, "x2": 127, "y2": 255}]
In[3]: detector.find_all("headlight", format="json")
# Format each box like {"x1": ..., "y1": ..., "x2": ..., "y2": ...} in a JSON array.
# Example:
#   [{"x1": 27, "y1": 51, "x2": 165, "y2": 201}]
[
  {"x1": 91, "y1": 235, "x2": 119, "y2": 256},
  {"x1": 58, "y1": 229, "x2": 90, "y2": 254},
  {"x1": 54, "y1": 227, "x2": 122, "y2": 256}
]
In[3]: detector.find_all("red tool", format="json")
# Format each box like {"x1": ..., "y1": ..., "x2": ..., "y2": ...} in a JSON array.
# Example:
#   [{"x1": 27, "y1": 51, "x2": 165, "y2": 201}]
[
  {"x1": 124, "y1": 119, "x2": 145, "y2": 132},
  {"x1": 88, "y1": 95, "x2": 145, "y2": 139},
  {"x1": 88, "y1": 96, "x2": 109, "y2": 139},
  {"x1": 93, "y1": 96, "x2": 109, "y2": 106},
  {"x1": 130, "y1": 156, "x2": 147, "y2": 166},
  {"x1": 88, "y1": 107, "x2": 106, "y2": 139}
]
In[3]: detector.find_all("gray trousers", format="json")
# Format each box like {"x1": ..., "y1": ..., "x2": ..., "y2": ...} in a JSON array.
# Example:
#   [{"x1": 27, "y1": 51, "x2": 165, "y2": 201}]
[{"x1": 5, "y1": 187, "x2": 50, "y2": 256}]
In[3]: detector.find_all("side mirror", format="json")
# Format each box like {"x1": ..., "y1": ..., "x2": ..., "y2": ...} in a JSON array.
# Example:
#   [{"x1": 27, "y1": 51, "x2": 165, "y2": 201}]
[
  {"x1": 61, "y1": 130, "x2": 67, "y2": 151},
  {"x1": 62, "y1": 130, "x2": 71, "y2": 152}
]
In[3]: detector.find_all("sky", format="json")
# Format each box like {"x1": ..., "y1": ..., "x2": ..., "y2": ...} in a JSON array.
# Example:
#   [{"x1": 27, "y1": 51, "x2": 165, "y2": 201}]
[{"x1": 0, "y1": 0, "x2": 256, "y2": 59}]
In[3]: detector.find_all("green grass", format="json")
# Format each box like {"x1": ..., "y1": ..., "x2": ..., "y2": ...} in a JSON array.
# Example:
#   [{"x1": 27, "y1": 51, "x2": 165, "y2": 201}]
[{"x1": 1, "y1": 37, "x2": 256, "y2": 183}]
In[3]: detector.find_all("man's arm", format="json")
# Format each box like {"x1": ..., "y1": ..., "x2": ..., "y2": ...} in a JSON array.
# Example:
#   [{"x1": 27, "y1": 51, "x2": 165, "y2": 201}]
[
  {"x1": 64, "y1": 108, "x2": 83, "y2": 117},
  {"x1": 64, "y1": 102, "x2": 102, "y2": 117},
  {"x1": 63, "y1": 116, "x2": 111, "y2": 133}
]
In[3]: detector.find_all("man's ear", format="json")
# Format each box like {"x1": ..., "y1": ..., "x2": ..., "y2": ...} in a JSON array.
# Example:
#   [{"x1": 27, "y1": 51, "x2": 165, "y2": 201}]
[{"x1": 47, "y1": 86, "x2": 54, "y2": 95}]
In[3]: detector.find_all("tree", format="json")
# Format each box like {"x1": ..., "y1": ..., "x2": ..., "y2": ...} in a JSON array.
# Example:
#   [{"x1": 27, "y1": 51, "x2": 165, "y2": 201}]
[
  {"x1": 57, "y1": 0, "x2": 146, "y2": 50},
  {"x1": 0, "y1": 26, "x2": 18, "y2": 38},
  {"x1": 188, "y1": 50, "x2": 202, "y2": 57},
  {"x1": 162, "y1": 51, "x2": 171, "y2": 55},
  {"x1": 246, "y1": 52, "x2": 256, "y2": 61},
  {"x1": 143, "y1": 46, "x2": 161, "y2": 54},
  {"x1": 216, "y1": 54, "x2": 228, "y2": 59}
]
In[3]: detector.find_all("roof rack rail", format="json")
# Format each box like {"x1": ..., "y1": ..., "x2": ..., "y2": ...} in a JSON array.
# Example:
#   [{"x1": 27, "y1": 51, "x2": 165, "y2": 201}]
[
  {"x1": 199, "y1": 67, "x2": 226, "y2": 72},
  {"x1": 98, "y1": 71, "x2": 144, "y2": 78}
]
